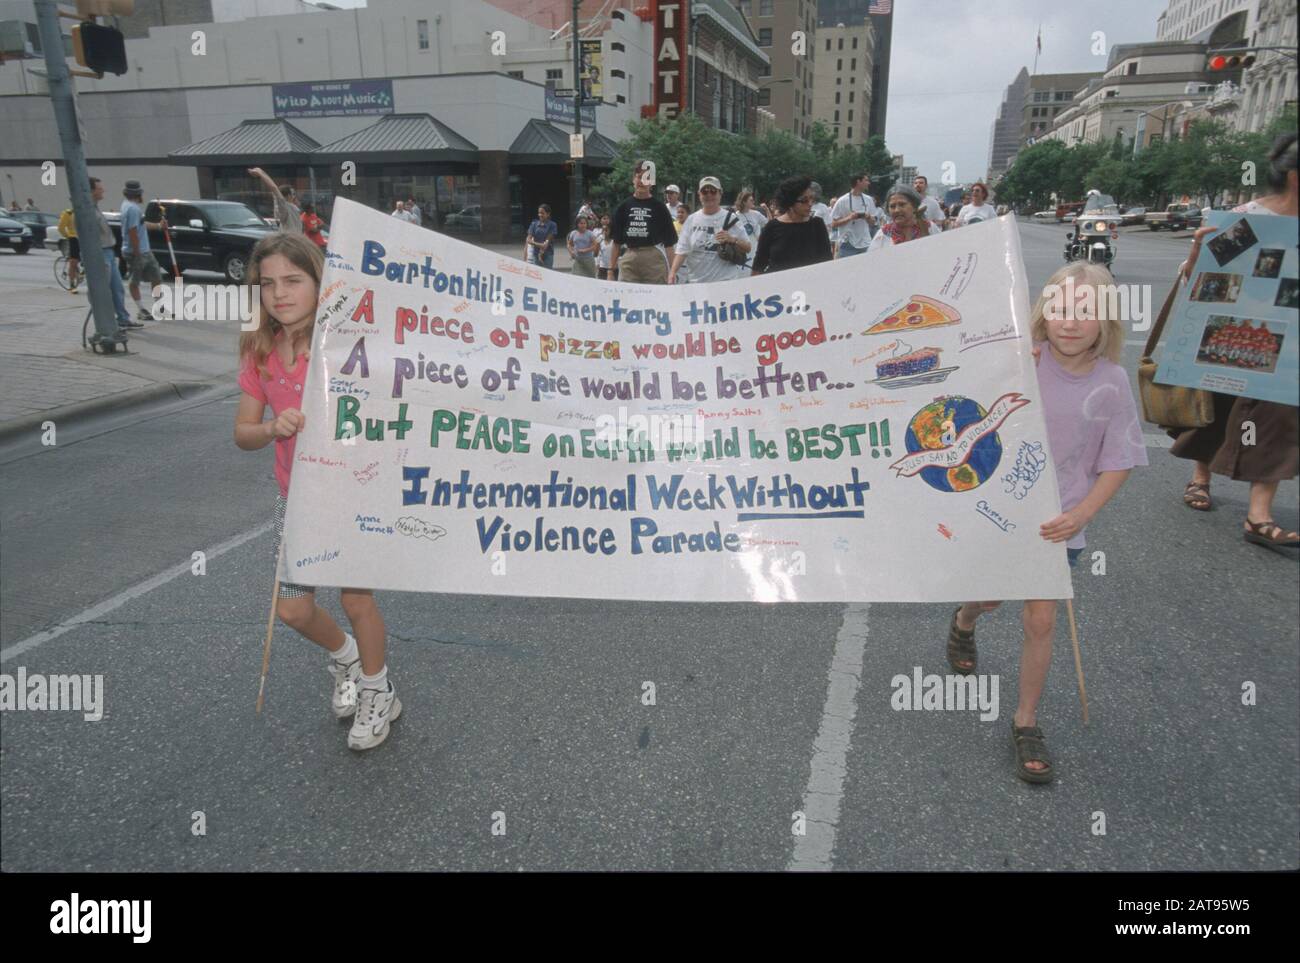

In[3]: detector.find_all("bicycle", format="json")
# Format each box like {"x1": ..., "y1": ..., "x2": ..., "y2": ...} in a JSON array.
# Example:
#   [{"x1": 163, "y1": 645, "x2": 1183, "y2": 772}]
[
  {"x1": 81, "y1": 307, "x2": 131, "y2": 354},
  {"x1": 54, "y1": 254, "x2": 82, "y2": 291}
]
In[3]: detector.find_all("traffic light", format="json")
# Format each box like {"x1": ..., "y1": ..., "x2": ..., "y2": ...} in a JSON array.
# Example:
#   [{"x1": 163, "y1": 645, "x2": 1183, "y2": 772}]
[
  {"x1": 1208, "y1": 52, "x2": 1257, "y2": 71},
  {"x1": 72, "y1": 21, "x2": 127, "y2": 75}
]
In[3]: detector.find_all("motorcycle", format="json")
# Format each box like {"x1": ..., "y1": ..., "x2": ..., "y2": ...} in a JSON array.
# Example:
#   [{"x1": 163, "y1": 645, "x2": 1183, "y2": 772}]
[{"x1": 1064, "y1": 216, "x2": 1118, "y2": 267}]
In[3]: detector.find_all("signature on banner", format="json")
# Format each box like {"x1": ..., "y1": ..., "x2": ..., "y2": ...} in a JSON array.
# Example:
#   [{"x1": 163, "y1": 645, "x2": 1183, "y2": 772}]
[{"x1": 1001, "y1": 440, "x2": 1047, "y2": 500}]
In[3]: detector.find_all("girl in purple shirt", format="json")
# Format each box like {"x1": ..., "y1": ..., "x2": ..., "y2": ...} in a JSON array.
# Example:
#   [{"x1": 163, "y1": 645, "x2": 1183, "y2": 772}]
[
  {"x1": 234, "y1": 233, "x2": 402, "y2": 751},
  {"x1": 947, "y1": 262, "x2": 1147, "y2": 783}
]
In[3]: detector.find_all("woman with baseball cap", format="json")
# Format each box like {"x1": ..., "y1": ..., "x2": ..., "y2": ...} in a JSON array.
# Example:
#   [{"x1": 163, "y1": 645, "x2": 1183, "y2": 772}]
[{"x1": 668, "y1": 176, "x2": 750, "y2": 285}]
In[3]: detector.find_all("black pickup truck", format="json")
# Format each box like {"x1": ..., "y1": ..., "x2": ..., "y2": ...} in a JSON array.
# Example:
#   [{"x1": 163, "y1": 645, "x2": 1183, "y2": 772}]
[{"x1": 111, "y1": 199, "x2": 276, "y2": 282}]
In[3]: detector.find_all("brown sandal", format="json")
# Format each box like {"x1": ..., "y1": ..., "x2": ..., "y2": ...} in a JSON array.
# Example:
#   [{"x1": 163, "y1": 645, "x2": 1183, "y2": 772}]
[
  {"x1": 1244, "y1": 518, "x2": 1300, "y2": 549},
  {"x1": 946, "y1": 608, "x2": 976, "y2": 675},
  {"x1": 1011, "y1": 724, "x2": 1054, "y2": 784},
  {"x1": 1183, "y1": 481, "x2": 1211, "y2": 511}
]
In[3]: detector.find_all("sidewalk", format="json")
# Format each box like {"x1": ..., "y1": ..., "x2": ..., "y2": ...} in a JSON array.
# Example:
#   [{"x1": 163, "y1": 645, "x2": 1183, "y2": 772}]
[{"x1": 0, "y1": 243, "x2": 578, "y2": 443}]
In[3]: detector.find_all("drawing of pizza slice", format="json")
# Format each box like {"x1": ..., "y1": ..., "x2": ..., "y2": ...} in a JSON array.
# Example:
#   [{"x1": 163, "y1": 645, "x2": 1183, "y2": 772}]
[{"x1": 864, "y1": 295, "x2": 961, "y2": 336}]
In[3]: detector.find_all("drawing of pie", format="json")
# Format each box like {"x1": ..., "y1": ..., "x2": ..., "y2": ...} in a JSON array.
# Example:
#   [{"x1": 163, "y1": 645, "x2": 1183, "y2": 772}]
[{"x1": 864, "y1": 295, "x2": 961, "y2": 336}]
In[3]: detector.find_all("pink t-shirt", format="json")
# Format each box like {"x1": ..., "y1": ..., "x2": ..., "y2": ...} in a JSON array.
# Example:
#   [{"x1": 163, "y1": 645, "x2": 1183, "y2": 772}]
[
  {"x1": 1034, "y1": 343, "x2": 1148, "y2": 548},
  {"x1": 238, "y1": 341, "x2": 309, "y2": 497}
]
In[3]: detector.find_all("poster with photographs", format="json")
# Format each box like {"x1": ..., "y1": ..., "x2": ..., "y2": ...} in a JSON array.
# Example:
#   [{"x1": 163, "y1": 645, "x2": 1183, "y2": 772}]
[{"x1": 1156, "y1": 211, "x2": 1298, "y2": 406}]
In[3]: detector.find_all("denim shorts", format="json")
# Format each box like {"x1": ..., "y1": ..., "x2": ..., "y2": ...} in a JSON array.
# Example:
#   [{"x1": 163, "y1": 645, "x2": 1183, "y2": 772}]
[{"x1": 1066, "y1": 547, "x2": 1083, "y2": 569}]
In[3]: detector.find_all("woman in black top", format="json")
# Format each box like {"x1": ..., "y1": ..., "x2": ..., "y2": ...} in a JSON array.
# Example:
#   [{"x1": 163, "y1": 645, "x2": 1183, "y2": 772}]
[{"x1": 751, "y1": 175, "x2": 833, "y2": 274}]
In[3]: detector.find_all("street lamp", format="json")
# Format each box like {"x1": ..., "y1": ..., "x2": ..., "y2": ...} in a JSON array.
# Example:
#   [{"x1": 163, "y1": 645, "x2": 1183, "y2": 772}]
[{"x1": 1122, "y1": 101, "x2": 1194, "y2": 157}]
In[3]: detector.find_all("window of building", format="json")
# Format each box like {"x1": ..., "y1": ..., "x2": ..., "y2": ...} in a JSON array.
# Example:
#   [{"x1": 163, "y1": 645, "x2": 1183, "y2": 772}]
[
  {"x1": 546, "y1": 68, "x2": 563, "y2": 81},
  {"x1": 759, "y1": 0, "x2": 773, "y2": 15},
  {"x1": 1105, "y1": 88, "x2": 1117, "y2": 97},
  {"x1": 760, "y1": 60, "x2": 771, "y2": 76},
  {"x1": 852, "y1": 36, "x2": 858, "y2": 49},
  {"x1": 848, "y1": 109, "x2": 853, "y2": 121},
  {"x1": 848, "y1": 90, "x2": 854, "y2": 102},
  {"x1": 836, "y1": 76, "x2": 841, "y2": 86},
  {"x1": 611, "y1": 41, "x2": 625, "y2": 52},
  {"x1": 758, "y1": 28, "x2": 772, "y2": 46},
  {"x1": 507, "y1": 70, "x2": 524, "y2": 79},
  {"x1": 849, "y1": 77, "x2": 854, "y2": 86},
  {"x1": 611, "y1": 68, "x2": 625, "y2": 78},
  {"x1": 1033, "y1": 91, "x2": 1047, "y2": 102},
  {"x1": 795, "y1": 90, "x2": 801, "y2": 107},
  {"x1": 759, "y1": 88, "x2": 771, "y2": 106},
  {"x1": 838, "y1": 38, "x2": 844, "y2": 50},
  {"x1": 835, "y1": 92, "x2": 841, "y2": 104},
  {"x1": 846, "y1": 128, "x2": 851, "y2": 139},
  {"x1": 417, "y1": 19, "x2": 429, "y2": 50},
  {"x1": 616, "y1": 94, "x2": 626, "y2": 103},
  {"x1": 850, "y1": 58, "x2": 856, "y2": 70},
  {"x1": 739, "y1": 0, "x2": 751, "y2": 14},
  {"x1": 826, "y1": 38, "x2": 832, "y2": 51},
  {"x1": 795, "y1": 61, "x2": 800, "y2": 78},
  {"x1": 834, "y1": 109, "x2": 839, "y2": 122},
  {"x1": 837, "y1": 58, "x2": 842, "y2": 70},
  {"x1": 1126, "y1": 62, "x2": 1138, "y2": 75}
]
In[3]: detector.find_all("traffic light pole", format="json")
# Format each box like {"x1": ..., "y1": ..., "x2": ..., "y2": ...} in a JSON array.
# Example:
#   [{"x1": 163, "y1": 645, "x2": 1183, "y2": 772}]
[
  {"x1": 572, "y1": 0, "x2": 583, "y2": 228},
  {"x1": 35, "y1": 0, "x2": 123, "y2": 349}
]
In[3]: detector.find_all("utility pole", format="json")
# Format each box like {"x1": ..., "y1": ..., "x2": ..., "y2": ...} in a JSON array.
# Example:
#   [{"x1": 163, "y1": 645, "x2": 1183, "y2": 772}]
[
  {"x1": 571, "y1": 0, "x2": 583, "y2": 228},
  {"x1": 35, "y1": 0, "x2": 124, "y2": 350}
]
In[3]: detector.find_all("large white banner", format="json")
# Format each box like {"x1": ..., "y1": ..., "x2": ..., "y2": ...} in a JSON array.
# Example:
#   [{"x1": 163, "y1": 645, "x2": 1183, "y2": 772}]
[{"x1": 281, "y1": 199, "x2": 1071, "y2": 602}]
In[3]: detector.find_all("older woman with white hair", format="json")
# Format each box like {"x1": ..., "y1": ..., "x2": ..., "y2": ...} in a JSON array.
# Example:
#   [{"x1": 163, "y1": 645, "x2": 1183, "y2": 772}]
[{"x1": 867, "y1": 183, "x2": 939, "y2": 252}]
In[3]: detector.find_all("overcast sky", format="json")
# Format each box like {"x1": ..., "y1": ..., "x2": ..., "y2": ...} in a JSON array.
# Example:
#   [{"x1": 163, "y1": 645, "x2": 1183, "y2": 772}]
[
  {"x1": 322, "y1": 0, "x2": 1171, "y2": 179},
  {"x1": 886, "y1": 0, "x2": 1170, "y2": 181}
]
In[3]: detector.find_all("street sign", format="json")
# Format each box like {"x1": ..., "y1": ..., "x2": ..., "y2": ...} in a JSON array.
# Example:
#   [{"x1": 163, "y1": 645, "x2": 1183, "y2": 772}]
[
  {"x1": 552, "y1": 87, "x2": 578, "y2": 99},
  {"x1": 570, "y1": 133, "x2": 585, "y2": 159}
]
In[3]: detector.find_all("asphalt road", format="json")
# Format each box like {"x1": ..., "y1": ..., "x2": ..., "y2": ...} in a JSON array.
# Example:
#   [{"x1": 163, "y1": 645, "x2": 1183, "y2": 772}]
[{"x1": 1, "y1": 220, "x2": 1296, "y2": 871}]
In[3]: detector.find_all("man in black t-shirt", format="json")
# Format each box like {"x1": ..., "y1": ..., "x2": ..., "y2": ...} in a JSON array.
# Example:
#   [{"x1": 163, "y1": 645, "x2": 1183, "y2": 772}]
[{"x1": 609, "y1": 160, "x2": 677, "y2": 284}]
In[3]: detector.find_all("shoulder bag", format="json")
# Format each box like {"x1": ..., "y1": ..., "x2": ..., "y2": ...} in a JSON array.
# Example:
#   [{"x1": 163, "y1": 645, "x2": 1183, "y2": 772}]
[
  {"x1": 717, "y1": 209, "x2": 748, "y2": 266},
  {"x1": 1137, "y1": 276, "x2": 1215, "y2": 429}
]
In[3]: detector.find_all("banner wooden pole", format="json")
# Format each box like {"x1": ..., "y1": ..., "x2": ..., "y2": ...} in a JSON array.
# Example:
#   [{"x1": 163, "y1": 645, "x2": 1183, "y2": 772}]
[
  {"x1": 1066, "y1": 598, "x2": 1089, "y2": 725},
  {"x1": 255, "y1": 544, "x2": 283, "y2": 715}
]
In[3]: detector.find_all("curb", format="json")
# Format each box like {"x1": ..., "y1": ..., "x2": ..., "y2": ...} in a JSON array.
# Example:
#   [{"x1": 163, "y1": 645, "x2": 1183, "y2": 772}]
[{"x1": 0, "y1": 380, "x2": 229, "y2": 444}]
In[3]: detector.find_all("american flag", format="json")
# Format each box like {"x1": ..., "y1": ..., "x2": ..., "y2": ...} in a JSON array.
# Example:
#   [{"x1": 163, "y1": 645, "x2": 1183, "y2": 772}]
[{"x1": 869, "y1": 0, "x2": 892, "y2": 14}]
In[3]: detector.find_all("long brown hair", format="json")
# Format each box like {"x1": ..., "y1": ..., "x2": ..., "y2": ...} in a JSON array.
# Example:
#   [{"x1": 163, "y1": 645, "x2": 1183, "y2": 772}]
[{"x1": 238, "y1": 232, "x2": 324, "y2": 379}]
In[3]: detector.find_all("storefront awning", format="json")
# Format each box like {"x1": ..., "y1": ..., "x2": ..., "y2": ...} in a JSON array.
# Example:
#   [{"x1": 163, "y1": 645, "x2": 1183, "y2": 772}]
[
  {"x1": 311, "y1": 113, "x2": 478, "y2": 164},
  {"x1": 509, "y1": 119, "x2": 618, "y2": 167},
  {"x1": 168, "y1": 118, "x2": 321, "y2": 166}
]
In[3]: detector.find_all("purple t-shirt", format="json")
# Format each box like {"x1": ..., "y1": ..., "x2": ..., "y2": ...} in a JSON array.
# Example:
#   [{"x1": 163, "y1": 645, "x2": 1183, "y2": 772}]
[{"x1": 1035, "y1": 343, "x2": 1148, "y2": 548}]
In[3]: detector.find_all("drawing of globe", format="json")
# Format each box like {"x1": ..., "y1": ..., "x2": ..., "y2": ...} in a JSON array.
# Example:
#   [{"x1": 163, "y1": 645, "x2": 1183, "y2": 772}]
[{"x1": 904, "y1": 396, "x2": 1003, "y2": 493}]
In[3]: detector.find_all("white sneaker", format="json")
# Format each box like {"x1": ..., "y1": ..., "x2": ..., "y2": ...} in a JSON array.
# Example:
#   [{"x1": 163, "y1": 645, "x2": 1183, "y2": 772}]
[
  {"x1": 328, "y1": 656, "x2": 362, "y2": 719},
  {"x1": 348, "y1": 680, "x2": 402, "y2": 750}
]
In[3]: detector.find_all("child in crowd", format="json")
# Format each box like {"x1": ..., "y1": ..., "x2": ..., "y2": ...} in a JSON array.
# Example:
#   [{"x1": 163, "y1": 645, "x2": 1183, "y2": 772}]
[
  {"x1": 946, "y1": 262, "x2": 1147, "y2": 783},
  {"x1": 234, "y1": 232, "x2": 401, "y2": 751}
]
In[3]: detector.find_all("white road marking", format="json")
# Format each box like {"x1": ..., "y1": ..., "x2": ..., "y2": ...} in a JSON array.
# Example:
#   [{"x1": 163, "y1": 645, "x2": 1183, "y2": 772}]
[
  {"x1": 1, "y1": 522, "x2": 272, "y2": 663},
  {"x1": 788, "y1": 602, "x2": 869, "y2": 872}
]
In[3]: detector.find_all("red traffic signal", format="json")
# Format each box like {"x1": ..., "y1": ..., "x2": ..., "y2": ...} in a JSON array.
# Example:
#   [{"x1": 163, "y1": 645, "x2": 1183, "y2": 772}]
[{"x1": 1208, "y1": 52, "x2": 1257, "y2": 70}]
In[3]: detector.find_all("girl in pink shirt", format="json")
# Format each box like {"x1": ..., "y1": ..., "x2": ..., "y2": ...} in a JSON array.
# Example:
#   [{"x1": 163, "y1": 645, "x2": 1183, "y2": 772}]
[
  {"x1": 234, "y1": 233, "x2": 401, "y2": 751},
  {"x1": 947, "y1": 262, "x2": 1146, "y2": 784}
]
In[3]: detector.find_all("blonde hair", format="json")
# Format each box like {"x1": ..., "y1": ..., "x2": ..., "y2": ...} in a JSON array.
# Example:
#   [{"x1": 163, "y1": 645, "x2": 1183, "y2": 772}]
[
  {"x1": 1030, "y1": 262, "x2": 1124, "y2": 365},
  {"x1": 238, "y1": 232, "x2": 325, "y2": 379}
]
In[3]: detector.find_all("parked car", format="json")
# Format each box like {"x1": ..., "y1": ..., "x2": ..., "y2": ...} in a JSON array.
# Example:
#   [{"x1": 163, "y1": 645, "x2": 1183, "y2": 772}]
[
  {"x1": 109, "y1": 199, "x2": 274, "y2": 281},
  {"x1": 445, "y1": 205, "x2": 482, "y2": 231},
  {"x1": 9, "y1": 210, "x2": 59, "y2": 239},
  {"x1": 1120, "y1": 206, "x2": 1147, "y2": 225},
  {"x1": 0, "y1": 214, "x2": 34, "y2": 253},
  {"x1": 1032, "y1": 210, "x2": 1057, "y2": 221},
  {"x1": 1056, "y1": 201, "x2": 1085, "y2": 222},
  {"x1": 1147, "y1": 203, "x2": 1203, "y2": 231}
]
